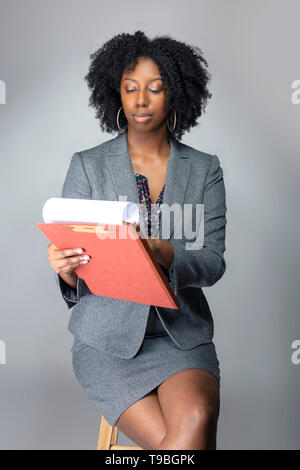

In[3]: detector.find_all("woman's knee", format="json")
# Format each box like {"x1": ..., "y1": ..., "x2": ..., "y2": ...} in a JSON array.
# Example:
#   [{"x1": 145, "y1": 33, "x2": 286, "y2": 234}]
[{"x1": 171, "y1": 402, "x2": 218, "y2": 434}]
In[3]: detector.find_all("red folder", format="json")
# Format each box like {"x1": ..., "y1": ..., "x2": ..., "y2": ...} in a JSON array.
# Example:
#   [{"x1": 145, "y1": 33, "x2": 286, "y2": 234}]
[{"x1": 37, "y1": 222, "x2": 179, "y2": 309}]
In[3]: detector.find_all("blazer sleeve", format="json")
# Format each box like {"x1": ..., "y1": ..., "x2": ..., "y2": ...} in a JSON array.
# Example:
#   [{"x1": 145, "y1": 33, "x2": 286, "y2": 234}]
[
  {"x1": 55, "y1": 272, "x2": 81, "y2": 309},
  {"x1": 167, "y1": 154, "x2": 227, "y2": 294},
  {"x1": 55, "y1": 152, "x2": 92, "y2": 309}
]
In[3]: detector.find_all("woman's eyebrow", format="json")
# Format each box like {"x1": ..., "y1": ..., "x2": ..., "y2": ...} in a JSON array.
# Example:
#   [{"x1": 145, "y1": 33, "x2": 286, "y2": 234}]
[{"x1": 122, "y1": 78, "x2": 162, "y2": 83}]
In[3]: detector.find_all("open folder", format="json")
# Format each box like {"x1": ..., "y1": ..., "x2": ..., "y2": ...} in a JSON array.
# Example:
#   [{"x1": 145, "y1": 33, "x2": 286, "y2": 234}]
[{"x1": 37, "y1": 197, "x2": 179, "y2": 309}]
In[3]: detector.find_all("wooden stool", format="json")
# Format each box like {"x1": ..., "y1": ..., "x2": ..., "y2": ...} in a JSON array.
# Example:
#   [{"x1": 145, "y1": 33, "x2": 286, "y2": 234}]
[{"x1": 97, "y1": 416, "x2": 143, "y2": 450}]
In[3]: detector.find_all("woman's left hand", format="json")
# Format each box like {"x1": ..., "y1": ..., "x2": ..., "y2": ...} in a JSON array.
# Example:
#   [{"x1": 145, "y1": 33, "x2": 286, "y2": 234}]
[
  {"x1": 133, "y1": 223, "x2": 160, "y2": 253},
  {"x1": 143, "y1": 236, "x2": 160, "y2": 253},
  {"x1": 130, "y1": 222, "x2": 173, "y2": 269}
]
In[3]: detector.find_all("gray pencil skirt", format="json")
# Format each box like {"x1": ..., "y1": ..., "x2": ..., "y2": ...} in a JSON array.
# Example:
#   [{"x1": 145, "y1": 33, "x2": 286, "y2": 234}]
[{"x1": 71, "y1": 306, "x2": 221, "y2": 427}]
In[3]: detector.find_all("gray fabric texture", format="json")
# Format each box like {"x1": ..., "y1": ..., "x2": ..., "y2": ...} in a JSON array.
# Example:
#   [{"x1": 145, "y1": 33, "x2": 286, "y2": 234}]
[
  {"x1": 70, "y1": 330, "x2": 220, "y2": 427},
  {"x1": 55, "y1": 130, "x2": 227, "y2": 359}
]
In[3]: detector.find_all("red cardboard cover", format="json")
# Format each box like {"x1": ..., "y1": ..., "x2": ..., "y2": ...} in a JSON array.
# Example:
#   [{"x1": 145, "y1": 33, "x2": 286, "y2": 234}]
[{"x1": 37, "y1": 222, "x2": 179, "y2": 309}]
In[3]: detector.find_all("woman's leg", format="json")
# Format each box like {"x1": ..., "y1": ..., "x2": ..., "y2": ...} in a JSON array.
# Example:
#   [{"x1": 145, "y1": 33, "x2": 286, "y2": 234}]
[
  {"x1": 156, "y1": 368, "x2": 220, "y2": 450},
  {"x1": 115, "y1": 388, "x2": 167, "y2": 450}
]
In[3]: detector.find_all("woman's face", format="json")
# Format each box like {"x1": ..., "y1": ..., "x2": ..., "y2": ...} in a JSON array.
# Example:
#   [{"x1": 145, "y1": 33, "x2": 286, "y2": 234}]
[{"x1": 119, "y1": 56, "x2": 171, "y2": 134}]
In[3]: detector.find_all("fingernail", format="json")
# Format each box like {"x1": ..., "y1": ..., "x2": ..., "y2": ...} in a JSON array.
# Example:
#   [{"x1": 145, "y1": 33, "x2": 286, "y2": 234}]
[{"x1": 76, "y1": 249, "x2": 83, "y2": 254}]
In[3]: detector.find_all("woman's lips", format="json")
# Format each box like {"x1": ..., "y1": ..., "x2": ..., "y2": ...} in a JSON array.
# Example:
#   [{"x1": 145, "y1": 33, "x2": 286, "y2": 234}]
[{"x1": 133, "y1": 114, "x2": 152, "y2": 123}]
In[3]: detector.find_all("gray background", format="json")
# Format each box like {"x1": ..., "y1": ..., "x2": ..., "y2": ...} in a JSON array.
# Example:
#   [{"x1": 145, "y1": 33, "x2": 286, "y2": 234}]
[{"x1": 0, "y1": 0, "x2": 299, "y2": 450}]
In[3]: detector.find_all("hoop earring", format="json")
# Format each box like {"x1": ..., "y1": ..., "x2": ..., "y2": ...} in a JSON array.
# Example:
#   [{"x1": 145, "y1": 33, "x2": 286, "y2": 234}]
[
  {"x1": 117, "y1": 107, "x2": 127, "y2": 131},
  {"x1": 167, "y1": 108, "x2": 177, "y2": 132}
]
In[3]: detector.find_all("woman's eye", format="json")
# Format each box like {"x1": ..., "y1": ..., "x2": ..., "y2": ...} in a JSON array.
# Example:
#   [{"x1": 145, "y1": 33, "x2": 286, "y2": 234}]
[{"x1": 125, "y1": 89, "x2": 161, "y2": 93}]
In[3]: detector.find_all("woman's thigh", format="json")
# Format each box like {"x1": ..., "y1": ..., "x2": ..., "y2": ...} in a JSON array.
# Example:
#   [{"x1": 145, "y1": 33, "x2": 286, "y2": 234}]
[
  {"x1": 157, "y1": 368, "x2": 220, "y2": 431},
  {"x1": 115, "y1": 388, "x2": 167, "y2": 450}
]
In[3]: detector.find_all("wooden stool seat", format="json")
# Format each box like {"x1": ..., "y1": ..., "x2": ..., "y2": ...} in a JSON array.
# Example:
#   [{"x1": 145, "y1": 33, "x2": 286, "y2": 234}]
[{"x1": 97, "y1": 416, "x2": 143, "y2": 450}]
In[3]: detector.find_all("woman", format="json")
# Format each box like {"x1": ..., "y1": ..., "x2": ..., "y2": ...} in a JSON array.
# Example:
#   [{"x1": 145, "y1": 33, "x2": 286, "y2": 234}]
[{"x1": 48, "y1": 31, "x2": 227, "y2": 450}]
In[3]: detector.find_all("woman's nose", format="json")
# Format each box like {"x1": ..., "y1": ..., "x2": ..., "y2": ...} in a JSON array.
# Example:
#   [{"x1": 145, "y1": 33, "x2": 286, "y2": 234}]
[{"x1": 136, "y1": 90, "x2": 149, "y2": 106}]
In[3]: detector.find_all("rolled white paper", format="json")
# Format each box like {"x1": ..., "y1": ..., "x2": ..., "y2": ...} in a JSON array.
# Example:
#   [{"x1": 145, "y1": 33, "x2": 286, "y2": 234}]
[{"x1": 42, "y1": 197, "x2": 140, "y2": 225}]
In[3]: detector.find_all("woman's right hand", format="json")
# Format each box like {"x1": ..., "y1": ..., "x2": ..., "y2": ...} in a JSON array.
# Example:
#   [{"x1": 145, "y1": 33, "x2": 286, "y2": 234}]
[{"x1": 47, "y1": 243, "x2": 90, "y2": 276}]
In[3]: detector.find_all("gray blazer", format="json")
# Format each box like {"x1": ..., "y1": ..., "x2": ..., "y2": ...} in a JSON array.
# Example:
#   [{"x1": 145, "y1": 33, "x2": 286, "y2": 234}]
[{"x1": 55, "y1": 130, "x2": 227, "y2": 359}]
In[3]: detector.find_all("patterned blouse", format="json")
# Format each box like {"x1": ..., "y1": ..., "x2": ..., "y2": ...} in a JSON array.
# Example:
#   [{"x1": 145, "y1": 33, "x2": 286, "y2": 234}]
[
  {"x1": 134, "y1": 172, "x2": 171, "y2": 283},
  {"x1": 134, "y1": 172, "x2": 164, "y2": 237}
]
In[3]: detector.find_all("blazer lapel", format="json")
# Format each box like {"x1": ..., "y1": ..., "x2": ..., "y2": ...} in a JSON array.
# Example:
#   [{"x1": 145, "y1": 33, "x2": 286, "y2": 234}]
[{"x1": 104, "y1": 130, "x2": 191, "y2": 239}]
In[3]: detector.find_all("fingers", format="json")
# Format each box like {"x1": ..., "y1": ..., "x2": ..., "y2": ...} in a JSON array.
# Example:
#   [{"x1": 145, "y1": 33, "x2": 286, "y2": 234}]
[
  {"x1": 47, "y1": 244, "x2": 90, "y2": 276},
  {"x1": 56, "y1": 253, "x2": 90, "y2": 275},
  {"x1": 55, "y1": 247, "x2": 84, "y2": 259}
]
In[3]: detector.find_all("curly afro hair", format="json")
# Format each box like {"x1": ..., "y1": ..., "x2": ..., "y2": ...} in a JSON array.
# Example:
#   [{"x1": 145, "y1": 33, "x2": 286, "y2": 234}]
[{"x1": 84, "y1": 30, "x2": 212, "y2": 141}]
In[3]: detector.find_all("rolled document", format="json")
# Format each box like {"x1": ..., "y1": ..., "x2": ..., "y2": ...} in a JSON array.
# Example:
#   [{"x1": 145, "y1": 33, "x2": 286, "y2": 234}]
[{"x1": 42, "y1": 197, "x2": 140, "y2": 225}]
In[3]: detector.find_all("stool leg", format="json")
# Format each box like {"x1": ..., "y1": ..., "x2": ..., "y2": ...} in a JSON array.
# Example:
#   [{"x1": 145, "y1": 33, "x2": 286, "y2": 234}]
[
  {"x1": 97, "y1": 415, "x2": 143, "y2": 450},
  {"x1": 97, "y1": 416, "x2": 116, "y2": 450},
  {"x1": 111, "y1": 425, "x2": 119, "y2": 446}
]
